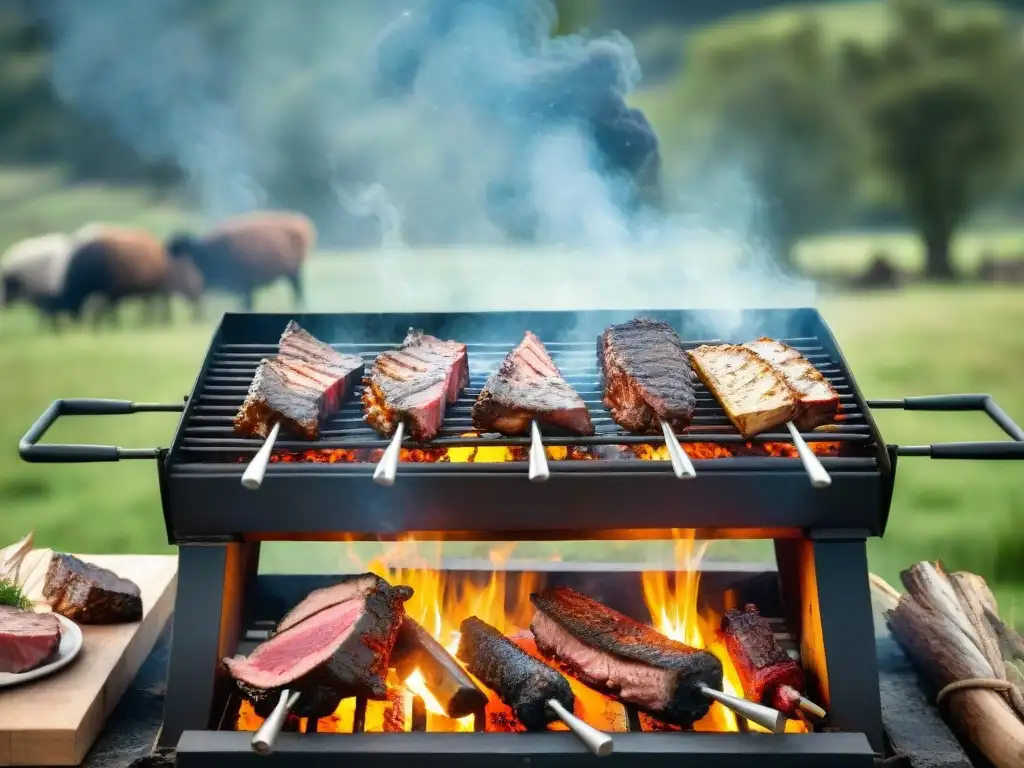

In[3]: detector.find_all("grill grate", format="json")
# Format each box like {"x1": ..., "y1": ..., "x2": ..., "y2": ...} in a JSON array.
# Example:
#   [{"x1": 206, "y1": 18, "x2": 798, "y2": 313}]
[{"x1": 176, "y1": 336, "x2": 874, "y2": 462}]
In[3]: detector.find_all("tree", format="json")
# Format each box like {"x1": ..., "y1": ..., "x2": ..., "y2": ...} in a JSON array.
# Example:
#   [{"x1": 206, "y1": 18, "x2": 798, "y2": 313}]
[
  {"x1": 669, "y1": 18, "x2": 857, "y2": 268},
  {"x1": 842, "y1": 0, "x2": 1024, "y2": 280}
]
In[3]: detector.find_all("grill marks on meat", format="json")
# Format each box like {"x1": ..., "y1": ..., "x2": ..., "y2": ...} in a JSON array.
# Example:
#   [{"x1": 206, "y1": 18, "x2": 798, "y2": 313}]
[
  {"x1": 456, "y1": 616, "x2": 574, "y2": 731},
  {"x1": 0, "y1": 605, "x2": 62, "y2": 674},
  {"x1": 686, "y1": 344, "x2": 798, "y2": 439},
  {"x1": 742, "y1": 338, "x2": 839, "y2": 431},
  {"x1": 472, "y1": 331, "x2": 594, "y2": 436},
  {"x1": 720, "y1": 604, "x2": 805, "y2": 716},
  {"x1": 530, "y1": 586, "x2": 722, "y2": 727},
  {"x1": 42, "y1": 553, "x2": 142, "y2": 624},
  {"x1": 234, "y1": 321, "x2": 365, "y2": 440},
  {"x1": 224, "y1": 574, "x2": 412, "y2": 709},
  {"x1": 362, "y1": 329, "x2": 469, "y2": 441},
  {"x1": 599, "y1": 318, "x2": 696, "y2": 433}
]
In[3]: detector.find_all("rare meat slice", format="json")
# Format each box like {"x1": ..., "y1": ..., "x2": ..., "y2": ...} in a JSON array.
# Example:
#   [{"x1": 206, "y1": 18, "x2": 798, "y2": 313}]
[
  {"x1": 686, "y1": 344, "x2": 798, "y2": 439},
  {"x1": 472, "y1": 331, "x2": 594, "y2": 436},
  {"x1": 0, "y1": 605, "x2": 62, "y2": 674},
  {"x1": 599, "y1": 318, "x2": 697, "y2": 434},
  {"x1": 456, "y1": 616, "x2": 574, "y2": 731},
  {"x1": 234, "y1": 324, "x2": 365, "y2": 440},
  {"x1": 362, "y1": 329, "x2": 469, "y2": 441},
  {"x1": 224, "y1": 576, "x2": 412, "y2": 705},
  {"x1": 720, "y1": 604, "x2": 806, "y2": 716},
  {"x1": 274, "y1": 573, "x2": 383, "y2": 635},
  {"x1": 43, "y1": 553, "x2": 142, "y2": 624},
  {"x1": 742, "y1": 338, "x2": 839, "y2": 431},
  {"x1": 530, "y1": 586, "x2": 722, "y2": 727}
]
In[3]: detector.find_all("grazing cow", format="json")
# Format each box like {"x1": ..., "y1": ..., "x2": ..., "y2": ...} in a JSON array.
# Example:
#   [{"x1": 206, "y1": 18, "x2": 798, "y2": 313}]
[
  {"x1": 165, "y1": 210, "x2": 315, "y2": 312},
  {"x1": 0, "y1": 233, "x2": 77, "y2": 327}
]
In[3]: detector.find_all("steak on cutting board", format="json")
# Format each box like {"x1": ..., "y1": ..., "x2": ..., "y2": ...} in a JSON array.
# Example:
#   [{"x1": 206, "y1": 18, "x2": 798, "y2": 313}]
[
  {"x1": 363, "y1": 329, "x2": 469, "y2": 442},
  {"x1": 0, "y1": 605, "x2": 62, "y2": 674},
  {"x1": 472, "y1": 331, "x2": 594, "y2": 436},
  {"x1": 43, "y1": 553, "x2": 142, "y2": 624},
  {"x1": 599, "y1": 318, "x2": 697, "y2": 434}
]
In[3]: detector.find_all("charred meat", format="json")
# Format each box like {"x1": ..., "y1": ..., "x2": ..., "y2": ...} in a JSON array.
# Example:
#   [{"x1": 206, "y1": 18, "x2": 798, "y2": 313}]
[
  {"x1": 686, "y1": 344, "x2": 798, "y2": 439},
  {"x1": 456, "y1": 615, "x2": 574, "y2": 731},
  {"x1": 599, "y1": 318, "x2": 697, "y2": 433},
  {"x1": 0, "y1": 605, "x2": 62, "y2": 674},
  {"x1": 530, "y1": 586, "x2": 722, "y2": 727},
  {"x1": 720, "y1": 604, "x2": 806, "y2": 716},
  {"x1": 234, "y1": 322, "x2": 364, "y2": 440},
  {"x1": 43, "y1": 553, "x2": 142, "y2": 624},
  {"x1": 362, "y1": 329, "x2": 469, "y2": 441},
  {"x1": 472, "y1": 331, "x2": 594, "y2": 436},
  {"x1": 743, "y1": 338, "x2": 839, "y2": 431},
  {"x1": 224, "y1": 574, "x2": 412, "y2": 707}
]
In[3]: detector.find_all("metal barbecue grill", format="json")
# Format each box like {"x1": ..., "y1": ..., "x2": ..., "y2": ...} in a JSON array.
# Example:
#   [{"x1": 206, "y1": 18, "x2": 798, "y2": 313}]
[{"x1": 18, "y1": 307, "x2": 1024, "y2": 768}]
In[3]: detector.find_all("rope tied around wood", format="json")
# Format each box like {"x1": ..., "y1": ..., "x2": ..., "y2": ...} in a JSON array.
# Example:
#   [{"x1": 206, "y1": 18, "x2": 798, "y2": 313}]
[{"x1": 936, "y1": 678, "x2": 1015, "y2": 707}]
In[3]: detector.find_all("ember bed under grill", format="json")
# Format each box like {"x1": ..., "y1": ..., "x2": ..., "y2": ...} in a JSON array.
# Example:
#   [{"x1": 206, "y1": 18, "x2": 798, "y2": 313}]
[{"x1": 18, "y1": 308, "x2": 1024, "y2": 768}]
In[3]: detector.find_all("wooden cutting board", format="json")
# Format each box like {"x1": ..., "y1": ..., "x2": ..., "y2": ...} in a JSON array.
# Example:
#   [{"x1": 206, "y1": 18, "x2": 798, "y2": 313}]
[{"x1": 0, "y1": 552, "x2": 177, "y2": 767}]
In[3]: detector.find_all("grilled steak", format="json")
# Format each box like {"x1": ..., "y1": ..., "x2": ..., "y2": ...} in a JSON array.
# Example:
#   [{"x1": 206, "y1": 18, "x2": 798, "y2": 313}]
[
  {"x1": 599, "y1": 318, "x2": 697, "y2": 433},
  {"x1": 362, "y1": 329, "x2": 469, "y2": 442},
  {"x1": 0, "y1": 605, "x2": 62, "y2": 674},
  {"x1": 456, "y1": 616, "x2": 574, "y2": 731},
  {"x1": 743, "y1": 337, "x2": 839, "y2": 431},
  {"x1": 472, "y1": 331, "x2": 594, "y2": 436},
  {"x1": 234, "y1": 322, "x2": 365, "y2": 440},
  {"x1": 224, "y1": 575, "x2": 412, "y2": 705},
  {"x1": 43, "y1": 553, "x2": 142, "y2": 624},
  {"x1": 720, "y1": 604, "x2": 805, "y2": 716},
  {"x1": 686, "y1": 344, "x2": 798, "y2": 439},
  {"x1": 530, "y1": 586, "x2": 722, "y2": 727}
]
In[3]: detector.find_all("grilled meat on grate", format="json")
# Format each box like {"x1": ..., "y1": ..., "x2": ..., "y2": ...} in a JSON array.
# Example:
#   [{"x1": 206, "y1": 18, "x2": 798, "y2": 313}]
[
  {"x1": 362, "y1": 329, "x2": 469, "y2": 442},
  {"x1": 472, "y1": 331, "x2": 594, "y2": 436},
  {"x1": 743, "y1": 337, "x2": 840, "y2": 431},
  {"x1": 598, "y1": 318, "x2": 697, "y2": 434},
  {"x1": 224, "y1": 574, "x2": 412, "y2": 708},
  {"x1": 530, "y1": 586, "x2": 722, "y2": 727},
  {"x1": 686, "y1": 344, "x2": 799, "y2": 439},
  {"x1": 0, "y1": 605, "x2": 62, "y2": 674},
  {"x1": 234, "y1": 321, "x2": 365, "y2": 440},
  {"x1": 456, "y1": 615, "x2": 575, "y2": 731},
  {"x1": 43, "y1": 553, "x2": 142, "y2": 624}
]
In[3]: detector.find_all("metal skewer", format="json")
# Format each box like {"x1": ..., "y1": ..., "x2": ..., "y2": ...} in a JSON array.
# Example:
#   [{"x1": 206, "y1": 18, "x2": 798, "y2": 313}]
[
  {"x1": 528, "y1": 421, "x2": 550, "y2": 482},
  {"x1": 660, "y1": 421, "x2": 696, "y2": 479},
  {"x1": 251, "y1": 689, "x2": 300, "y2": 755},
  {"x1": 795, "y1": 695, "x2": 827, "y2": 720},
  {"x1": 242, "y1": 421, "x2": 281, "y2": 491},
  {"x1": 546, "y1": 699, "x2": 613, "y2": 757},
  {"x1": 785, "y1": 422, "x2": 831, "y2": 488},
  {"x1": 373, "y1": 422, "x2": 405, "y2": 486},
  {"x1": 698, "y1": 685, "x2": 785, "y2": 734}
]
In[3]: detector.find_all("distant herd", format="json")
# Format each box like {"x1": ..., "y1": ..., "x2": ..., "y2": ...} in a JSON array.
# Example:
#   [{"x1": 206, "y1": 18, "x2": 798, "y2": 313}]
[{"x1": 0, "y1": 210, "x2": 313, "y2": 328}]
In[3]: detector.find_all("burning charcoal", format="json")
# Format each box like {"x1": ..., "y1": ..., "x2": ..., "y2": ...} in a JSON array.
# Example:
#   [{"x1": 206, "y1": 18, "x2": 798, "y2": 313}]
[{"x1": 43, "y1": 553, "x2": 142, "y2": 624}]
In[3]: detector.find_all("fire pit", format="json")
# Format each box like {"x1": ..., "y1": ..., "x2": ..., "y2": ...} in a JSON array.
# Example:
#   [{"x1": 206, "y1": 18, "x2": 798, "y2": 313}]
[{"x1": 18, "y1": 308, "x2": 1024, "y2": 767}]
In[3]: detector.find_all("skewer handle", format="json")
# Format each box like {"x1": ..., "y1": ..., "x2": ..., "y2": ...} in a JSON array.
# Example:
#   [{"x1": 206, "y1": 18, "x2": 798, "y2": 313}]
[
  {"x1": 528, "y1": 421, "x2": 550, "y2": 482},
  {"x1": 796, "y1": 696, "x2": 827, "y2": 720},
  {"x1": 785, "y1": 422, "x2": 832, "y2": 488},
  {"x1": 546, "y1": 699, "x2": 613, "y2": 757},
  {"x1": 373, "y1": 422, "x2": 405, "y2": 487},
  {"x1": 251, "y1": 689, "x2": 300, "y2": 755},
  {"x1": 698, "y1": 685, "x2": 785, "y2": 734},
  {"x1": 242, "y1": 421, "x2": 281, "y2": 491},
  {"x1": 660, "y1": 421, "x2": 696, "y2": 479}
]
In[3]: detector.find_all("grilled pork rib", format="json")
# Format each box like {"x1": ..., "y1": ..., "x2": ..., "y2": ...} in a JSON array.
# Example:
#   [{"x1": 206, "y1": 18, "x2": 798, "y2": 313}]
[
  {"x1": 456, "y1": 615, "x2": 575, "y2": 731},
  {"x1": 742, "y1": 338, "x2": 839, "y2": 431},
  {"x1": 599, "y1": 318, "x2": 697, "y2": 433},
  {"x1": 43, "y1": 553, "x2": 142, "y2": 624},
  {"x1": 362, "y1": 329, "x2": 469, "y2": 442},
  {"x1": 720, "y1": 604, "x2": 806, "y2": 716},
  {"x1": 530, "y1": 586, "x2": 722, "y2": 727},
  {"x1": 472, "y1": 331, "x2": 594, "y2": 436},
  {"x1": 686, "y1": 344, "x2": 798, "y2": 439}
]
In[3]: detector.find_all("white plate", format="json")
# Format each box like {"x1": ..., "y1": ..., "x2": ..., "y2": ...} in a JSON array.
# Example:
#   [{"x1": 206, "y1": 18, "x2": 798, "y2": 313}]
[{"x1": 0, "y1": 614, "x2": 84, "y2": 689}]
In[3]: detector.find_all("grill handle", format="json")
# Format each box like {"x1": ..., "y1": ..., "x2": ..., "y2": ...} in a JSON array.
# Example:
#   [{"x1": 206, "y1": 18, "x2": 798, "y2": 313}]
[
  {"x1": 19, "y1": 399, "x2": 184, "y2": 463},
  {"x1": 867, "y1": 394, "x2": 1024, "y2": 459}
]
